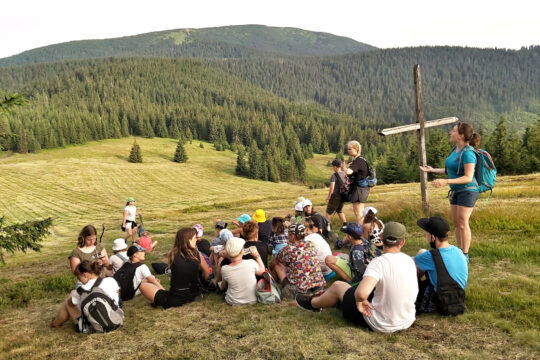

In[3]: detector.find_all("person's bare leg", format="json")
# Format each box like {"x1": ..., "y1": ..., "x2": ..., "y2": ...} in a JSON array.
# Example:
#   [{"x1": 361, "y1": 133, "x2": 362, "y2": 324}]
[
  {"x1": 457, "y1": 205, "x2": 475, "y2": 254},
  {"x1": 337, "y1": 211, "x2": 347, "y2": 223},
  {"x1": 352, "y1": 202, "x2": 365, "y2": 224},
  {"x1": 325, "y1": 255, "x2": 351, "y2": 282},
  {"x1": 311, "y1": 281, "x2": 351, "y2": 309},
  {"x1": 139, "y1": 282, "x2": 162, "y2": 304},
  {"x1": 450, "y1": 204, "x2": 460, "y2": 249},
  {"x1": 272, "y1": 263, "x2": 287, "y2": 283}
]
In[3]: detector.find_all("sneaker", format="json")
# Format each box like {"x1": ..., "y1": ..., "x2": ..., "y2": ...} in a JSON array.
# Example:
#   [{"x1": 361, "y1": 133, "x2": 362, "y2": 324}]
[{"x1": 295, "y1": 294, "x2": 321, "y2": 312}]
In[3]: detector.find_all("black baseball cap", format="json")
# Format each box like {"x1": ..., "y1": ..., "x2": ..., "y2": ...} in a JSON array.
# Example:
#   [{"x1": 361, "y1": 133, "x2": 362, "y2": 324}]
[{"x1": 416, "y1": 217, "x2": 450, "y2": 239}]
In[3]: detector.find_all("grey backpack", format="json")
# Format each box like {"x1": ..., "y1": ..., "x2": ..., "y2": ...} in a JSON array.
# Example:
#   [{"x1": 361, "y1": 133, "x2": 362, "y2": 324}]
[
  {"x1": 256, "y1": 271, "x2": 281, "y2": 304},
  {"x1": 77, "y1": 278, "x2": 124, "y2": 333}
]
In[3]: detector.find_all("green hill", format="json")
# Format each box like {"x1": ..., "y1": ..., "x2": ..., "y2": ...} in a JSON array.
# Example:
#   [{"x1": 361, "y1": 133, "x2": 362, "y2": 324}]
[
  {"x1": 0, "y1": 25, "x2": 375, "y2": 67},
  {"x1": 0, "y1": 139, "x2": 538, "y2": 358}
]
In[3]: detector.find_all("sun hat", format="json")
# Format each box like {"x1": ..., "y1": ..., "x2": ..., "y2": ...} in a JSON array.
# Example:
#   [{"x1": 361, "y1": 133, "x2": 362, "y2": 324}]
[
  {"x1": 416, "y1": 216, "x2": 450, "y2": 239},
  {"x1": 192, "y1": 224, "x2": 204, "y2": 238},
  {"x1": 362, "y1": 206, "x2": 378, "y2": 218},
  {"x1": 302, "y1": 199, "x2": 312, "y2": 208},
  {"x1": 340, "y1": 223, "x2": 363, "y2": 240},
  {"x1": 252, "y1": 209, "x2": 266, "y2": 223},
  {"x1": 225, "y1": 237, "x2": 245, "y2": 257},
  {"x1": 383, "y1": 222, "x2": 407, "y2": 243},
  {"x1": 126, "y1": 197, "x2": 135, "y2": 202},
  {"x1": 112, "y1": 238, "x2": 128, "y2": 251},
  {"x1": 219, "y1": 229, "x2": 234, "y2": 243},
  {"x1": 127, "y1": 243, "x2": 146, "y2": 257},
  {"x1": 294, "y1": 202, "x2": 304, "y2": 212},
  {"x1": 237, "y1": 213, "x2": 251, "y2": 224}
]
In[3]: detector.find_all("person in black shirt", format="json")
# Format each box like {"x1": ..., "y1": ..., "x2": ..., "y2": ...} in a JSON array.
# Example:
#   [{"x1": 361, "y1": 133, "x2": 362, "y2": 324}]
[
  {"x1": 253, "y1": 209, "x2": 273, "y2": 251},
  {"x1": 151, "y1": 228, "x2": 210, "y2": 309},
  {"x1": 302, "y1": 199, "x2": 330, "y2": 240},
  {"x1": 345, "y1": 140, "x2": 370, "y2": 224}
]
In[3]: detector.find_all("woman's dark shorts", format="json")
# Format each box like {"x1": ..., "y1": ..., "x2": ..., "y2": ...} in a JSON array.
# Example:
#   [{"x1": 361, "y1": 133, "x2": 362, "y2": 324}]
[
  {"x1": 449, "y1": 190, "x2": 479, "y2": 208},
  {"x1": 340, "y1": 285, "x2": 371, "y2": 329},
  {"x1": 326, "y1": 196, "x2": 345, "y2": 214},
  {"x1": 349, "y1": 186, "x2": 370, "y2": 203},
  {"x1": 153, "y1": 289, "x2": 196, "y2": 309}
]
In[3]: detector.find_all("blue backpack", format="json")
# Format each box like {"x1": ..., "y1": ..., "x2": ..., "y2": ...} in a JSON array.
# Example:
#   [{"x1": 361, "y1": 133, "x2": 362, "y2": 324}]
[
  {"x1": 457, "y1": 146, "x2": 497, "y2": 195},
  {"x1": 355, "y1": 157, "x2": 377, "y2": 188}
]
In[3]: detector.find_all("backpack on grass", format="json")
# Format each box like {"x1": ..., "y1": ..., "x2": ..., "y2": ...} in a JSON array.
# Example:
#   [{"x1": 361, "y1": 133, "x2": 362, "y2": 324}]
[
  {"x1": 430, "y1": 249, "x2": 465, "y2": 316},
  {"x1": 456, "y1": 146, "x2": 497, "y2": 195},
  {"x1": 113, "y1": 262, "x2": 144, "y2": 301},
  {"x1": 355, "y1": 157, "x2": 377, "y2": 188},
  {"x1": 256, "y1": 271, "x2": 281, "y2": 304},
  {"x1": 77, "y1": 278, "x2": 124, "y2": 333}
]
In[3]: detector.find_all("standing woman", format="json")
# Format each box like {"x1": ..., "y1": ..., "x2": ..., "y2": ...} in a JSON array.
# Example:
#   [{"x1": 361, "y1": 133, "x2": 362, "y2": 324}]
[
  {"x1": 345, "y1": 141, "x2": 370, "y2": 224},
  {"x1": 122, "y1": 197, "x2": 139, "y2": 244},
  {"x1": 144, "y1": 228, "x2": 210, "y2": 309},
  {"x1": 419, "y1": 122, "x2": 480, "y2": 257}
]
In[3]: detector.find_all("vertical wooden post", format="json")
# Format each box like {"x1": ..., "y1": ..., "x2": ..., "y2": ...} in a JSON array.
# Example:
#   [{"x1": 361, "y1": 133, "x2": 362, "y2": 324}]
[{"x1": 414, "y1": 64, "x2": 430, "y2": 214}]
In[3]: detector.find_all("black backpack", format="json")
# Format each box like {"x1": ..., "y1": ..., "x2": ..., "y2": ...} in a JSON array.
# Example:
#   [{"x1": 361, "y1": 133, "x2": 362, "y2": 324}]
[
  {"x1": 77, "y1": 278, "x2": 124, "y2": 333},
  {"x1": 430, "y1": 249, "x2": 465, "y2": 316},
  {"x1": 113, "y1": 262, "x2": 144, "y2": 301}
]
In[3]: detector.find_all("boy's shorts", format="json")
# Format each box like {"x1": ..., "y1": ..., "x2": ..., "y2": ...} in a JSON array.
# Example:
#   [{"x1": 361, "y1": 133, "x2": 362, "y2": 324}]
[
  {"x1": 326, "y1": 196, "x2": 344, "y2": 215},
  {"x1": 335, "y1": 257, "x2": 352, "y2": 279}
]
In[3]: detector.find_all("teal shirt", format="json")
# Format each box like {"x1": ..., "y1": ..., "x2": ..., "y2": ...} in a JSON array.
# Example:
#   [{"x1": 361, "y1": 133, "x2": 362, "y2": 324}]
[{"x1": 445, "y1": 147, "x2": 478, "y2": 192}]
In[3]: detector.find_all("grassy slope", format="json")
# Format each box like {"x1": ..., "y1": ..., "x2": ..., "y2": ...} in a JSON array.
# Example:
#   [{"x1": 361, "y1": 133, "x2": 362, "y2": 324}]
[{"x1": 0, "y1": 139, "x2": 539, "y2": 359}]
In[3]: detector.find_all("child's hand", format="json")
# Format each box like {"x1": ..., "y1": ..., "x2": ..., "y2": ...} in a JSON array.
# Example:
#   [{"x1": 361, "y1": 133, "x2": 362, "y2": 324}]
[{"x1": 248, "y1": 246, "x2": 259, "y2": 258}]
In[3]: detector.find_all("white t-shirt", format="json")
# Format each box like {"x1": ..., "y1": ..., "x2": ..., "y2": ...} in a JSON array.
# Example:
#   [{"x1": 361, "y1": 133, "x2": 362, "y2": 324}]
[
  {"x1": 221, "y1": 259, "x2": 259, "y2": 305},
  {"x1": 305, "y1": 233, "x2": 333, "y2": 275},
  {"x1": 362, "y1": 252, "x2": 418, "y2": 333},
  {"x1": 109, "y1": 252, "x2": 129, "y2": 274},
  {"x1": 72, "y1": 277, "x2": 120, "y2": 308},
  {"x1": 132, "y1": 263, "x2": 153, "y2": 296},
  {"x1": 124, "y1": 205, "x2": 136, "y2": 221}
]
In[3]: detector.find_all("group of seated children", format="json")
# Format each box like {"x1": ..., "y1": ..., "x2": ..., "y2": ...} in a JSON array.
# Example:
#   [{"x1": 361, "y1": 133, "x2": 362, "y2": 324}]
[{"x1": 51, "y1": 199, "x2": 468, "y2": 334}]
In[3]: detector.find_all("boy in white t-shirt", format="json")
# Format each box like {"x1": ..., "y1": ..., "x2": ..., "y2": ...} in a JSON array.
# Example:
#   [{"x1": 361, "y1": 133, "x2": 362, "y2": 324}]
[
  {"x1": 296, "y1": 222, "x2": 419, "y2": 333},
  {"x1": 219, "y1": 237, "x2": 265, "y2": 305}
]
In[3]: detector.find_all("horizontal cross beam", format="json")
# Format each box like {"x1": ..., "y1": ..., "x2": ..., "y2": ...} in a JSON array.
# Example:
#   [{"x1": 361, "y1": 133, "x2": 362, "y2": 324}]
[{"x1": 378, "y1": 117, "x2": 458, "y2": 136}]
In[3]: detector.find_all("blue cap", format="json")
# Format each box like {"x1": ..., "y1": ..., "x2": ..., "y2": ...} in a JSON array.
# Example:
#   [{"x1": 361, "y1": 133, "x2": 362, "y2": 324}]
[
  {"x1": 237, "y1": 213, "x2": 251, "y2": 224},
  {"x1": 340, "y1": 222, "x2": 363, "y2": 240}
]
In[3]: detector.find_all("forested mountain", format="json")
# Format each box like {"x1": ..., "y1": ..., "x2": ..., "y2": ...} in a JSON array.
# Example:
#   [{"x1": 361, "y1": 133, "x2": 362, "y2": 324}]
[
  {"x1": 0, "y1": 25, "x2": 375, "y2": 67},
  {"x1": 212, "y1": 46, "x2": 540, "y2": 132}
]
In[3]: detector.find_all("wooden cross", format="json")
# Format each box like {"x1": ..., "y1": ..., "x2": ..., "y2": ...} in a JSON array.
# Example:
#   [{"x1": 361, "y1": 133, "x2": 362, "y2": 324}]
[{"x1": 378, "y1": 65, "x2": 458, "y2": 213}]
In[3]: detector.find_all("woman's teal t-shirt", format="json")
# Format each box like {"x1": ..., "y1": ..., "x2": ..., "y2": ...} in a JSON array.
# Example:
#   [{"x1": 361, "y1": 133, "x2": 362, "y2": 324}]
[{"x1": 445, "y1": 147, "x2": 478, "y2": 192}]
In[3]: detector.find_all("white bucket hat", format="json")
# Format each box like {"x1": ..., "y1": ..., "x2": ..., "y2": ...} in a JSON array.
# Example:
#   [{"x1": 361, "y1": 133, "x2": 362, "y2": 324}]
[
  {"x1": 112, "y1": 238, "x2": 128, "y2": 251},
  {"x1": 362, "y1": 206, "x2": 378, "y2": 218}
]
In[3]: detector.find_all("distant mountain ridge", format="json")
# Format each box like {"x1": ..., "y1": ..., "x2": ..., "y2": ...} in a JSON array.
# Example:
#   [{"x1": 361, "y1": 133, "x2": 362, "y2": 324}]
[{"x1": 0, "y1": 25, "x2": 375, "y2": 67}]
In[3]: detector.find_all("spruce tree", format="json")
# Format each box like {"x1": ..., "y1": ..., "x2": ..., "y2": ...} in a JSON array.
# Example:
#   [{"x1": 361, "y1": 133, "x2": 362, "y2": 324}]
[
  {"x1": 0, "y1": 216, "x2": 52, "y2": 263},
  {"x1": 174, "y1": 139, "x2": 188, "y2": 163},
  {"x1": 129, "y1": 139, "x2": 142, "y2": 163},
  {"x1": 235, "y1": 147, "x2": 249, "y2": 176}
]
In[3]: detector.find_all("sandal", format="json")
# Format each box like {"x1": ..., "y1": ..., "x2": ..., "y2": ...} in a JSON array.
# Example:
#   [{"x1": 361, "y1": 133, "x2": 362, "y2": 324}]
[{"x1": 50, "y1": 317, "x2": 59, "y2": 328}]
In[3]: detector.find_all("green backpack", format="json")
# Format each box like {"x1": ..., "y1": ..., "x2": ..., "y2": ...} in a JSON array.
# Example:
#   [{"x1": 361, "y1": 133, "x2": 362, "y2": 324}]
[{"x1": 256, "y1": 271, "x2": 281, "y2": 304}]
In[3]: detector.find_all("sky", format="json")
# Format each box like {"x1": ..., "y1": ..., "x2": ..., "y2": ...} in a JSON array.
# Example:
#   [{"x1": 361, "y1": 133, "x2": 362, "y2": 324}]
[{"x1": 1, "y1": 0, "x2": 539, "y2": 59}]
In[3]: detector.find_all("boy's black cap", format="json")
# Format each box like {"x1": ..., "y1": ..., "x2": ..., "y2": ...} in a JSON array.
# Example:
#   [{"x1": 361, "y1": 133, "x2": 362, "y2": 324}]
[{"x1": 416, "y1": 216, "x2": 450, "y2": 239}]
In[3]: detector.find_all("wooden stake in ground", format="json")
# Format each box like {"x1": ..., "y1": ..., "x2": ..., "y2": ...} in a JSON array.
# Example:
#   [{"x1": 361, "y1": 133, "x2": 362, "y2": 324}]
[{"x1": 378, "y1": 65, "x2": 458, "y2": 214}]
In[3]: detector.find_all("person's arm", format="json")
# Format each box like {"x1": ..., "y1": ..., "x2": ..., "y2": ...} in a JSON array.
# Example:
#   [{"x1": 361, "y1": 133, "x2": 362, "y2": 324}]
[
  {"x1": 415, "y1": 263, "x2": 426, "y2": 278},
  {"x1": 69, "y1": 256, "x2": 81, "y2": 274},
  {"x1": 419, "y1": 165, "x2": 445, "y2": 174},
  {"x1": 248, "y1": 246, "x2": 265, "y2": 276},
  {"x1": 326, "y1": 181, "x2": 335, "y2": 202},
  {"x1": 354, "y1": 275, "x2": 378, "y2": 317},
  {"x1": 432, "y1": 162, "x2": 475, "y2": 188},
  {"x1": 199, "y1": 252, "x2": 210, "y2": 281},
  {"x1": 99, "y1": 248, "x2": 112, "y2": 270}
]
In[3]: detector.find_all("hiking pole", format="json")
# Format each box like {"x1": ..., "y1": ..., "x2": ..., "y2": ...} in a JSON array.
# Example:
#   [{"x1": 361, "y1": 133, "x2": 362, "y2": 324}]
[{"x1": 99, "y1": 223, "x2": 105, "y2": 243}]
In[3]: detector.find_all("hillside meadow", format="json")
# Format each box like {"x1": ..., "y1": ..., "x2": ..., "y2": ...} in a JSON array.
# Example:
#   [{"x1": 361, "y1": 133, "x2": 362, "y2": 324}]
[{"x1": 0, "y1": 137, "x2": 539, "y2": 359}]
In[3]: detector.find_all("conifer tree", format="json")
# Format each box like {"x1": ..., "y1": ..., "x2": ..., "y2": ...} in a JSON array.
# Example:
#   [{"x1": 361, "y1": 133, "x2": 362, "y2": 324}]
[
  {"x1": 0, "y1": 216, "x2": 53, "y2": 263},
  {"x1": 129, "y1": 138, "x2": 142, "y2": 163},
  {"x1": 235, "y1": 146, "x2": 249, "y2": 176},
  {"x1": 174, "y1": 139, "x2": 188, "y2": 163}
]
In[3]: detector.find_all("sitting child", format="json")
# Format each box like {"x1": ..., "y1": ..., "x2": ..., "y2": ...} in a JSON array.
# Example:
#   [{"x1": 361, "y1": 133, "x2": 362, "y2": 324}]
[
  {"x1": 138, "y1": 231, "x2": 158, "y2": 252},
  {"x1": 219, "y1": 237, "x2": 265, "y2": 305},
  {"x1": 269, "y1": 217, "x2": 289, "y2": 255},
  {"x1": 325, "y1": 223, "x2": 369, "y2": 284},
  {"x1": 109, "y1": 238, "x2": 129, "y2": 274}
]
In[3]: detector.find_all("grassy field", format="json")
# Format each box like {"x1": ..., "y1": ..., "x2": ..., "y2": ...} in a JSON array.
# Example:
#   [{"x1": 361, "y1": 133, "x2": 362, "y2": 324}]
[{"x1": 0, "y1": 138, "x2": 539, "y2": 359}]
